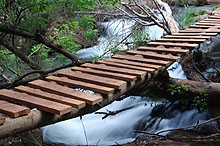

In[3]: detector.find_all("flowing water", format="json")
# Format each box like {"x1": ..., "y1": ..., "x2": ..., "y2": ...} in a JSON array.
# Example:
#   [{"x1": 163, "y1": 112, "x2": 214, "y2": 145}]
[{"x1": 42, "y1": 18, "x2": 213, "y2": 145}]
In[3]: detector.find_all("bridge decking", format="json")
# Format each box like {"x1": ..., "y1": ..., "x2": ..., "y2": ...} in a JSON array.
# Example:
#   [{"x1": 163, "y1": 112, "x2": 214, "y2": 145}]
[{"x1": 0, "y1": 13, "x2": 220, "y2": 138}]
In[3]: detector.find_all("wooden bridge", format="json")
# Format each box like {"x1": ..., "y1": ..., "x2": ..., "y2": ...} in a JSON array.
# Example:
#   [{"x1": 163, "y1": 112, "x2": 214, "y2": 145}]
[{"x1": 0, "y1": 12, "x2": 220, "y2": 139}]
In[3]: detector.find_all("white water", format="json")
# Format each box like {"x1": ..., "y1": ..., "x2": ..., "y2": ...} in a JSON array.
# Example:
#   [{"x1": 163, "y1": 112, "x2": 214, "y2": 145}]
[
  {"x1": 76, "y1": 19, "x2": 135, "y2": 60},
  {"x1": 42, "y1": 19, "x2": 210, "y2": 145}
]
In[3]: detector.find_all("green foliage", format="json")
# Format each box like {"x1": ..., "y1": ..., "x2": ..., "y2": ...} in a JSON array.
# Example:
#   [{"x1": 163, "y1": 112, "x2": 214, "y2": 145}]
[
  {"x1": 167, "y1": 83, "x2": 208, "y2": 112},
  {"x1": 31, "y1": 44, "x2": 55, "y2": 68},
  {"x1": 0, "y1": 0, "x2": 119, "y2": 74},
  {"x1": 199, "y1": 10, "x2": 208, "y2": 15},
  {"x1": 0, "y1": 49, "x2": 17, "y2": 71},
  {"x1": 132, "y1": 29, "x2": 150, "y2": 46},
  {"x1": 191, "y1": 92, "x2": 208, "y2": 112},
  {"x1": 174, "y1": 8, "x2": 201, "y2": 28},
  {"x1": 167, "y1": 82, "x2": 189, "y2": 96},
  {"x1": 184, "y1": 9, "x2": 197, "y2": 26},
  {"x1": 194, "y1": 0, "x2": 200, "y2": 6},
  {"x1": 213, "y1": 5, "x2": 220, "y2": 11}
]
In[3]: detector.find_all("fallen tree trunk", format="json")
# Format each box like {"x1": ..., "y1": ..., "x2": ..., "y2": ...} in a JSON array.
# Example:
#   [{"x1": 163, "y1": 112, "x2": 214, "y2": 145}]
[
  {"x1": 155, "y1": 74, "x2": 220, "y2": 104},
  {"x1": 169, "y1": 78, "x2": 220, "y2": 101}
]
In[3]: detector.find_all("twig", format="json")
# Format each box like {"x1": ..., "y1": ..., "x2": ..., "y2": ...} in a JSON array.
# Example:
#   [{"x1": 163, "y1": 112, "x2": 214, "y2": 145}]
[
  {"x1": 4, "y1": 61, "x2": 81, "y2": 89},
  {"x1": 153, "y1": 0, "x2": 170, "y2": 33},
  {"x1": 192, "y1": 54, "x2": 211, "y2": 82},
  {"x1": 80, "y1": 116, "x2": 89, "y2": 146},
  {"x1": 156, "y1": 115, "x2": 220, "y2": 135},
  {"x1": 95, "y1": 104, "x2": 136, "y2": 119},
  {"x1": 135, "y1": 130, "x2": 166, "y2": 138}
]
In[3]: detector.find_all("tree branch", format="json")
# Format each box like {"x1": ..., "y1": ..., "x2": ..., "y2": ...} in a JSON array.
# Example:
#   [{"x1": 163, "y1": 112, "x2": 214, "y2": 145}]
[{"x1": 0, "y1": 38, "x2": 42, "y2": 70}]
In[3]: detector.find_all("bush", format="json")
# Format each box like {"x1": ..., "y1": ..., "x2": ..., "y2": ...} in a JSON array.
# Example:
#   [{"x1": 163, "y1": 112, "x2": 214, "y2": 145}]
[
  {"x1": 194, "y1": 0, "x2": 200, "y2": 6},
  {"x1": 213, "y1": 5, "x2": 220, "y2": 11},
  {"x1": 199, "y1": 10, "x2": 208, "y2": 15}
]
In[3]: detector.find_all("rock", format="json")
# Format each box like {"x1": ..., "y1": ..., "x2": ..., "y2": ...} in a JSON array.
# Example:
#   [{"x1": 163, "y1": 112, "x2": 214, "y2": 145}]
[
  {"x1": 151, "y1": 104, "x2": 165, "y2": 118},
  {"x1": 0, "y1": 129, "x2": 43, "y2": 146}
]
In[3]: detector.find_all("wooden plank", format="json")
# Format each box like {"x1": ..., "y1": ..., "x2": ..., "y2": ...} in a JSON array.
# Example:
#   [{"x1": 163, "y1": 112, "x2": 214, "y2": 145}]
[
  {"x1": 172, "y1": 32, "x2": 217, "y2": 36},
  {"x1": 0, "y1": 100, "x2": 30, "y2": 118},
  {"x1": 155, "y1": 38, "x2": 206, "y2": 43},
  {"x1": 45, "y1": 76, "x2": 115, "y2": 95},
  {"x1": 126, "y1": 50, "x2": 179, "y2": 61},
  {"x1": 137, "y1": 46, "x2": 189, "y2": 55},
  {"x1": 0, "y1": 115, "x2": 5, "y2": 125},
  {"x1": 81, "y1": 63, "x2": 147, "y2": 78},
  {"x1": 58, "y1": 70, "x2": 127, "y2": 90},
  {"x1": 190, "y1": 25, "x2": 214, "y2": 29},
  {"x1": 96, "y1": 60, "x2": 155, "y2": 72},
  {"x1": 29, "y1": 80, "x2": 102, "y2": 105},
  {"x1": 204, "y1": 19, "x2": 220, "y2": 21},
  {"x1": 201, "y1": 20, "x2": 220, "y2": 23},
  {"x1": 209, "y1": 16, "x2": 220, "y2": 19},
  {"x1": 148, "y1": 42, "x2": 199, "y2": 49},
  {"x1": 112, "y1": 55, "x2": 170, "y2": 66},
  {"x1": 0, "y1": 89, "x2": 72, "y2": 115},
  {"x1": 105, "y1": 58, "x2": 162, "y2": 69},
  {"x1": 14, "y1": 86, "x2": 86, "y2": 109},
  {"x1": 196, "y1": 22, "x2": 220, "y2": 26},
  {"x1": 72, "y1": 67, "x2": 137, "y2": 82},
  {"x1": 179, "y1": 28, "x2": 220, "y2": 33},
  {"x1": 164, "y1": 35, "x2": 211, "y2": 39}
]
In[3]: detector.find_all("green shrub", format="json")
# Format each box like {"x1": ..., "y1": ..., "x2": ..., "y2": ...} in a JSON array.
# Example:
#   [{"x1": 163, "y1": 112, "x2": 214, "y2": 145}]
[
  {"x1": 194, "y1": 0, "x2": 200, "y2": 6},
  {"x1": 199, "y1": 10, "x2": 208, "y2": 15},
  {"x1": 213, "y1": 5, "x2": 220, "y2": 11},
  {"x1": 184, "y1": 9, "x2": 197, "y2": 26}
]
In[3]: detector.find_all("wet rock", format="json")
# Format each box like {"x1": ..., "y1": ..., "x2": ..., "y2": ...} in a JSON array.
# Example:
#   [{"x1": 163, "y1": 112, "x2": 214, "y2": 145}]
[
  {"x1": 151, "y1": 104, "x2": 165, "y2": 118},
  {"x1": 197, "y1": 123, "x2": 220, "y2": 135},
  {"x1": 0, "y1": 129, "x2": 43, "y2": 146}
]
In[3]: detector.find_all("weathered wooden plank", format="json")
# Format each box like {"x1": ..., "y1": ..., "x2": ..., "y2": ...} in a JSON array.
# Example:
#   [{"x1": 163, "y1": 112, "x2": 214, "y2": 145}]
[
  {"x1": 105, "y1": 58, "x2": 162, "y2": 69},
  {"x1": 204, "y1": 19, "x2": 220, "y2": 21},
  {"x1": 0, "y1": 100, "x2": 30, "y2": 118},
  {"x1": 179, "y1": 28, "x2": 220, "y2": 33},
  {"x1": 0, "y1": 89, "x2": 72, "y2": 115},
  {"x1": 0, "y1": 115, "x2": 5, "y2": 125},
  {"x1": 155, "y1": 38, "x2": 206, "y2": 43},
  {"x1": 171, "y1": 32, "x2": 217, "y2": 36},
  {"x1": 164, "y1": 35, "x2": 211, "y2": 39},
  {"x1": 112, "y1": 55, "x2": 170, "y2": 66},
  {"x1": 14, "y1": 86, "x2": 86, "y2": 109},
  {"x1": 148, "y1": 42, "x2": 199, "y2": 49},
  {"x1": 81, "y1": 63, "x2": 147, "y2": 78},
  {"x1": 201, "y1": 20, "x2": 220, "y2": 23},
  {"x1": 137, "y1": 46, "x2": 189, "y2": 54},
  {"x1": 58, "y1": 70, "x2": 127, "y2": 90},
  {"x1": 209, "y1": 16, "x2": 220, "y2": 19},
  {"x1": 45, "y1": 76, "x2": 115, "y2": 95},
  {"x1": 72, "y1": 67, "x2": 137, "y2": 82},
  {"x1": 29, "y1": 80, "x2": 102, "y2": 105},
  {"x1": 195, "y1": 22, "x2": 220, "y2": 26},
  {"x1": 190, "y1": 25, "x2": 214, "y2": 29},
  {"x1": 96, "y1": 60, "x2": 155, "y2": 72},
  {"x1": 126, "y1": 50, "x2": 180, "y2": 61}
]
